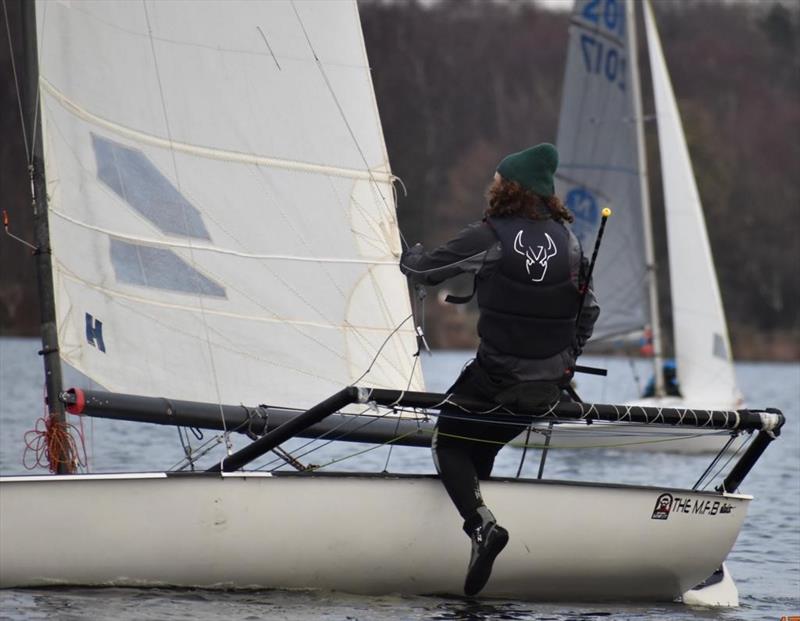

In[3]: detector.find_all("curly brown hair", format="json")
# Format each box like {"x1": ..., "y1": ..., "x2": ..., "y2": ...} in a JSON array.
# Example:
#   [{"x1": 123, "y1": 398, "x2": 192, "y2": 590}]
[{"x1": 485, "y1": 176, "x2": 574, "y2": 223}]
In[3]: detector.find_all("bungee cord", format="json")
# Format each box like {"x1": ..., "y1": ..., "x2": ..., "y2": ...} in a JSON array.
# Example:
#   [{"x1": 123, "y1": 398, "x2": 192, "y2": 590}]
[{"x1": 175, "y1": 425, "x2": 204, "y2": 471}]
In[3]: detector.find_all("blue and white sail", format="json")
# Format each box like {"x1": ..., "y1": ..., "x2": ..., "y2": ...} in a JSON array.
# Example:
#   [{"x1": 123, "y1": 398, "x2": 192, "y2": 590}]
[
  {"x1": 555, "y1": 0, "x2": 654, "y2": 344},
  {"x1": 36, "y1": 0, "x2": 422, "y2": 408}
]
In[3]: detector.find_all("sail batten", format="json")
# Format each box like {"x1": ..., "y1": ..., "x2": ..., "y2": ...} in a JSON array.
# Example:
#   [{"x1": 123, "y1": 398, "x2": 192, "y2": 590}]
[
  {"x1": 50, "y1": 210, "x2": 399, "y2": 265},
  {"x1": 41, "y1": 79, "x2": 395, "y2": 182},
  {"x1": 55, "y1": 270, "x2": 416, "y2": 334}
]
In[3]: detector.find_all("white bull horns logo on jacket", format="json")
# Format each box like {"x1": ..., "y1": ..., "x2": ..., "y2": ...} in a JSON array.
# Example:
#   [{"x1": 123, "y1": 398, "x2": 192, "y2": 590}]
[{"x1": 513, "y1": 230, "x2": 557, "y2": 282}]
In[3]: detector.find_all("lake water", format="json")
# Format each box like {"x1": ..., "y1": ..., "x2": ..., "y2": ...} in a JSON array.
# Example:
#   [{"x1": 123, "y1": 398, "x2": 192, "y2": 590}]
[{"x1": 1, "y1": 337, "x2": 798, "y2": 620}]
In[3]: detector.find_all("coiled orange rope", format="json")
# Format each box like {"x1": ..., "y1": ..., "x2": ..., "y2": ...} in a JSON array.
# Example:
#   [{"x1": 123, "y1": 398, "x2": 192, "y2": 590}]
[{"x1": 23, "y1": 414, "x2": 87, "y2": 474}]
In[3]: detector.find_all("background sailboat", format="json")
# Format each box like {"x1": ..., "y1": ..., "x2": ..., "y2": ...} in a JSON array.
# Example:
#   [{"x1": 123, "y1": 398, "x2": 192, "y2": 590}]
[
  {"x1": 640, "y1": 0, "x2": 740, "y2": 410},
  {"x1": 547, "y1": 0, "x2": 743, "y2": 452}
]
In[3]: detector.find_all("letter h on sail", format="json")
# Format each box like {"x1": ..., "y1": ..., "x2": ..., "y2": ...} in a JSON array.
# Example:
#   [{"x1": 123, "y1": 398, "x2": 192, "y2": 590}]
[{"x1": 85, "y1": 313, "x2": 106, "y2": 353}]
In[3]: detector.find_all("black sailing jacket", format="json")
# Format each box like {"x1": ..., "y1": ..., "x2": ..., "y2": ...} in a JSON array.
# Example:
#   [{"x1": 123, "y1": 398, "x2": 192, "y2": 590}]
[
  {"x1": 400, "y1": 215, "x2": 599, "y2": 382},
  {"x1": 477, "y1": 216, "x2": 581, "y2": 359}
]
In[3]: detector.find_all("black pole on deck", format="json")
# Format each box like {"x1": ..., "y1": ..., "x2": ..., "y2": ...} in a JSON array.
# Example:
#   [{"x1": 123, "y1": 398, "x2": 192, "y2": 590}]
[
  {"x1": 20, "y1": 0, "x2": 71, "y2": 473},
  {"x1": 61, "y1": 388, "x2": 435, "y2": 447},
  {"x1": 719, "y1": 410, "x2": 785, "y2": 494},
  {"x1": 207, "y1": 387, "x2": 359, "y2": 472},
  {"x1": 362, "y1": 388, "x2": 778, "y2": 431}
]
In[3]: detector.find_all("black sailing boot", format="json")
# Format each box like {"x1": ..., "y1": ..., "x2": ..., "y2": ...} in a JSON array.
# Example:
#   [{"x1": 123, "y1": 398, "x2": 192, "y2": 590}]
[{"x1": 463, "y1": 506, "x2": 509, "y2": 597}]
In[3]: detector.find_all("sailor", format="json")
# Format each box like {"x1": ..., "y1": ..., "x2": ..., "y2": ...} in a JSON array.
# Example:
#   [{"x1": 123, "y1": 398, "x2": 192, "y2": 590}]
[
  {"x1": 642, "y1": 360, "x2": 682, "y2": 398},
  {"x1": 400, "y1": 143, "x2": 599, "y2": 596}
]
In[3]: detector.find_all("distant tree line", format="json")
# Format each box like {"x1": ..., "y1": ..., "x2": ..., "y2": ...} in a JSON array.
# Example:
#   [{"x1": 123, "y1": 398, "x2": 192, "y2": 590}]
[
  {"x1": 1, "y1": 0, "x2": 798, "y2": 360},
  {"x1": 359, "y1": 0, "x2": 800, "y2": 359}
]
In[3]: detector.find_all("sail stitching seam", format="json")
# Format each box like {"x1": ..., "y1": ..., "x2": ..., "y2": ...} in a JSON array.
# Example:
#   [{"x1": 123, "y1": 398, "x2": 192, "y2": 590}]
[{"x1": 39, "y1": 79, "x2": 394, "y2": 182}]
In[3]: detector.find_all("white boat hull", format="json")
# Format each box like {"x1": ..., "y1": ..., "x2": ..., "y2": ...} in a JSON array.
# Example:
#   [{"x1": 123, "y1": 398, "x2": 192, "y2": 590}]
[{"x1": 0, "y1": 472, "x2": 750, "y2": 601}]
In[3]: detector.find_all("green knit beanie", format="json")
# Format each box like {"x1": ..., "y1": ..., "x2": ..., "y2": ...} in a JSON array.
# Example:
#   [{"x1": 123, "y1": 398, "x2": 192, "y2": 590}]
[{"x1": 496, "y1": 143, "x2": 559, "y2": 197}]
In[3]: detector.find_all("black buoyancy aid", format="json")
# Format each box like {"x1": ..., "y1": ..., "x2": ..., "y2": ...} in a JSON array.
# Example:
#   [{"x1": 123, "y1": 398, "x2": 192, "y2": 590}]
[{"x1": 477, "y1": 216, "x2": 580, "y2": 359}]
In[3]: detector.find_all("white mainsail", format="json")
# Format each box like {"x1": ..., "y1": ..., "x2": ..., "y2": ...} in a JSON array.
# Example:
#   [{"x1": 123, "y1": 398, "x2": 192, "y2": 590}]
[
  {"x1": 643, "y1": 0, "x2": 739, "y2": 406},
  {"x1": 37, "y1": 0, "x2": 422, "y2": 409},
  {"x1": 555, "y1": 0, "x2": 651, "y2": 342}
]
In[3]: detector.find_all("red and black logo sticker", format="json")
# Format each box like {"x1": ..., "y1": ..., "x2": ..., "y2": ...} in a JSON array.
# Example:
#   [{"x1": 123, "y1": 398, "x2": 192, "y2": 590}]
[
  {"x1": 651, "y1": 492, "x2": 737, "y2": 520},
  {"x1": 651, "y1": 492, "x2": 673, "y2": 520}
]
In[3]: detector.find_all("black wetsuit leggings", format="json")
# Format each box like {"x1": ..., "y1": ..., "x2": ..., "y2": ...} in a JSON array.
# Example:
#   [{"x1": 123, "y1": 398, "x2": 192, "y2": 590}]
[{"x1": 432, "y1": 361, "x2": 525, "y2": 523}]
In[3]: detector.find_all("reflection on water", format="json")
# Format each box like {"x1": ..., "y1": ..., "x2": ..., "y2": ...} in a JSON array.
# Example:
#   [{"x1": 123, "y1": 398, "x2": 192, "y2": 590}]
[
  {"x1": 1, "y1": 587, "x2": 747, "y2": 621},
  {"x1": 427, "y1": 598, "x2": 622, "y2": 620}
]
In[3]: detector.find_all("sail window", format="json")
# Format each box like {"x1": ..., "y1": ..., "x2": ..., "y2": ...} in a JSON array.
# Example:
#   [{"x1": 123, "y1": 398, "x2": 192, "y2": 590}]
[
  {"x1": 92, "y1": 134, "x2": 210, "y2": 240},
  {"x1": 110, "y1": 239, "x2": 226, "y2": 298}
]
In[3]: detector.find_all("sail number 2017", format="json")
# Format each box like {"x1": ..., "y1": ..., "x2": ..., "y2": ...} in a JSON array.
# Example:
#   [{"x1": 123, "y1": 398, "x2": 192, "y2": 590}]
[{"x1": 580, "y1": 34, "x2": 626, "y2": 92}]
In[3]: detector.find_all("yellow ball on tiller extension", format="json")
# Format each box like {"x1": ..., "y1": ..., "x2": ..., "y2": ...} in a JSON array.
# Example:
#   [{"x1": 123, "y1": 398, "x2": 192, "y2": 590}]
[{"x1": 602, "y1": 207, "x2": 612, "y2": 217}]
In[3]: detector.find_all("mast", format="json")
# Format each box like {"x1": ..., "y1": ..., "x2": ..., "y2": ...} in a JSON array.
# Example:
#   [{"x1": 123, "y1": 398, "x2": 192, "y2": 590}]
[
  {"x1": 21, "y1": 0, "x2": 71, "y2": 473},
  {"x1": 630, "y1": 0, "x2": 665, "y2": 396}
]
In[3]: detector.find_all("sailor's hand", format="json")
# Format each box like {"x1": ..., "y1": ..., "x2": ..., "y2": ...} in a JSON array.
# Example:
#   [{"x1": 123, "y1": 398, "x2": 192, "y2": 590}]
[{"x1": 400, "y1": 243, "x2": 424, "y2": 275}]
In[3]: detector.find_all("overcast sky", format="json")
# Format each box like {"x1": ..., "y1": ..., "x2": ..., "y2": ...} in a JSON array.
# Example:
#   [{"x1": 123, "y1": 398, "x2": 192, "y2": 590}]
[{"x1": 534, "y1": 0, "x2": 574, "y2": 10}]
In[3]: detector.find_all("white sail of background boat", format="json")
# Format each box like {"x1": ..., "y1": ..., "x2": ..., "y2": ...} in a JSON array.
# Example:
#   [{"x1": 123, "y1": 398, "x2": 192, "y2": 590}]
[
  {"x1": 544, "y1": 0, "x2": 743, "y2": 453},
  {"x1": 641, "y1": 0, "x2": 740, "y2": 409},
  {"x1": 0, "y1": 0, "x2": 784, "y2": 605}
]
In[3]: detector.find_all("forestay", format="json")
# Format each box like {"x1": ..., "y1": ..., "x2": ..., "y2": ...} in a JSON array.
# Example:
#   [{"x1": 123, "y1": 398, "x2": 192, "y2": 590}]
[
  {"x1": 36, "y1": 0, "x2": 422, "y2": 409},
  {"x1": 643, "y1": 1, "x2": 738, "y2": 406},
  {"x1": 555, "y1": 0, "x2": 651, "y2": 342}
]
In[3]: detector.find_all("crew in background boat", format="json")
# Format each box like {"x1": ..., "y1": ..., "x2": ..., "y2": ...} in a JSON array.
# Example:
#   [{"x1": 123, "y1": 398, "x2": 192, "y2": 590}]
[
  {"x1": 642, "y1": 360, "x2": 682, "y2": 398},
  {"x1": 400, "y1": 143, "x2": 600, "y2": 596}
]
